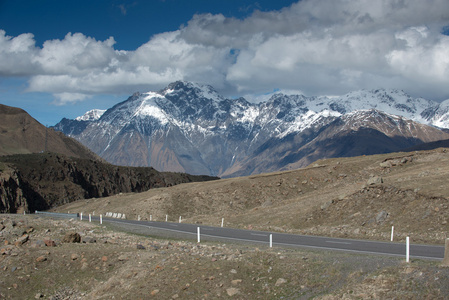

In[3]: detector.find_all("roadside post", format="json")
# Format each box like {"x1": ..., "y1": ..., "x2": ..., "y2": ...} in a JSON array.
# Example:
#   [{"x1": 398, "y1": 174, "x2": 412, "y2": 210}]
[
  {"x1": 197, "y1": 227, "x2": 201, "y2": 243},
  {"x1": 442, "y1": 238, "x2": 449, "y2": 266},
  {"x1": 406, "y1": 237, "x2": 410, "y2": 262}
]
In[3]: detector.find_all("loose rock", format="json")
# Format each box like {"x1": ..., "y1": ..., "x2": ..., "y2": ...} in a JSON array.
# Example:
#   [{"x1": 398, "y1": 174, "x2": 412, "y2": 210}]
[{"x1": 62, "y1": 233, "x2": 81, "y2": 243}]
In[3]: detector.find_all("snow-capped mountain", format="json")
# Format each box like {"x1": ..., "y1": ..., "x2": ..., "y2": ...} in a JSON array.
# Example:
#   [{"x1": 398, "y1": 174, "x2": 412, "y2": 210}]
[
  {"x1": 53, "y1": 81, "x2": 449, "y2": 177},
  {"x1": 75, "y1": 109, "x2": 106, "y2": 121}
]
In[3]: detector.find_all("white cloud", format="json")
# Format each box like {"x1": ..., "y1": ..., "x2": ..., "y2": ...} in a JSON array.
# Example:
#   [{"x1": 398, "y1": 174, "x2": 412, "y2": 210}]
[{"x1": 1, "y1": 0, "x2": 449, "y2": 103}]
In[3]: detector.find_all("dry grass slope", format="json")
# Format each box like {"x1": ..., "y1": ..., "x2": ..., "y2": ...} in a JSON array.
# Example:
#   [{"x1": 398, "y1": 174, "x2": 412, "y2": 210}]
[{"x1": 56, "y1": 148, "x2": 449, "y2": 245}]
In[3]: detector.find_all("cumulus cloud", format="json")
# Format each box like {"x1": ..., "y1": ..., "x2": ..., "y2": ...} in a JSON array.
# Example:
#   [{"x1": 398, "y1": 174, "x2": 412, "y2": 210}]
[{"x1": 1, "y1": 0, "x2": 449, "y2": 104}]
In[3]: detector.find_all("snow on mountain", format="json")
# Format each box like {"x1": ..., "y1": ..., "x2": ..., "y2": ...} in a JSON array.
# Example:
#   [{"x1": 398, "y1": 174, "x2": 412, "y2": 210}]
[
  {"x1": 75, "y1": 109, "x2": 106, "y2": 121},
  {"x1": 428, "y1": 98, "x2": 449, "y2": 128},
  {"x1": 54, "y1": 81, "x2": 449, "y2": 177}
]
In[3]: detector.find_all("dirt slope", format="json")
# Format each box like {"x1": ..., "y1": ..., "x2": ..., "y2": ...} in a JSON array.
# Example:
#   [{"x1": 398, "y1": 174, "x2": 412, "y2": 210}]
[{"x1": 55, "y1": 148, "x2": 449, "y2": 245}]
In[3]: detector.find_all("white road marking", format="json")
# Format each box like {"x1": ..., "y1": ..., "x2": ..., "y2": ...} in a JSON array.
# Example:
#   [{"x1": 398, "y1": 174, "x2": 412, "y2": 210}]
[
  {"x1": 251, "y1": 233, "x2": 268, "y2": 237},
  {"x1": 326, "y1": 241, "x2": 351, "y2": 245}
]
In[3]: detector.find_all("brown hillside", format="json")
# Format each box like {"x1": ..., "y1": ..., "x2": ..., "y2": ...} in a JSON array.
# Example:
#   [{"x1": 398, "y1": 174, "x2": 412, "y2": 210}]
[
  {"x1": 0, "y1": 103, "x2": 100, "y2": 160},
  {"x1": 56, "y1": 148, "x2": 449, "y2": 245}
]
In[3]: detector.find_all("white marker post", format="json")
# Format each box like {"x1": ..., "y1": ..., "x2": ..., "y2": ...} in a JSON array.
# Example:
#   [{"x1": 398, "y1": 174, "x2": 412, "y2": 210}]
[
  {"x1": 406, "y1": 236, "x2": 410, "y2": 262},
  {"x1": 100, "y1": 214, "x2": 103, "y2": 224},
  {"x1": 197, "y1": 227, "x2": 201, "y2": 243},
  {"x1": 80, "y1": 213, "x2": 83, "y2": 221},
  {"x1": 138, "y1": 215, "x2": 141, "y2": 221},
  {"x1": 391, "y1": 226, "x2": 394, "y2": 242},
  {"x1": 179, "y1": 216, "x2": 182, "y2": 223},
  {"x1": 89, "y1": 214, "x2": 92, "y2": 222},
  {"x1": 150, "y1": 215, "x2": 152, "y2": 221},
  {"x1": 221, "y1": 218, "x2": 224, "y2": 228},
  {"x1": 270, "y1": 234, "x2": 273, "y2": 248},
  {"x1": 166, "y1": 215, "x2": 168, "y2": 222}
]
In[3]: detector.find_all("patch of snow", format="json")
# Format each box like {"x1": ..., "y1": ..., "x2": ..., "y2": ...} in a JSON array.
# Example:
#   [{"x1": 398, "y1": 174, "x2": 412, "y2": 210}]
[{"x1": 76, "y1": 109, "x2": 106, "y2": 121}]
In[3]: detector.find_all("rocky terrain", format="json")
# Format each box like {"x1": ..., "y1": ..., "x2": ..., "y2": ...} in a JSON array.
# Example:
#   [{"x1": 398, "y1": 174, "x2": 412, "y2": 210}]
[
  {"x1": 55, "y1": 147, "x2": 449, "y2": 245},
  {"x1": 0, "y1": 152, "x2": 217, "y2": 214},
  {"x1": 1, "y1": 214, "x2": 449, "y2": 299}
]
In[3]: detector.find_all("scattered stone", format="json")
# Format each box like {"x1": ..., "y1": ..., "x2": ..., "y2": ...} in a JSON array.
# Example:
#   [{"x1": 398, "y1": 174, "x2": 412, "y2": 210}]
[
  {"x1": 62, "y1": 233, "x2": 81, "y2": 243},
  {"x1": 118, "y1": 255, "x2": 128, "y2": 261},
  {"x1": 230, "y1": 269, "x2": 237, "y2": 274},
  {"x1": 101, "y1": 256, "x2": 108, "y2": 262},
  {"x1": 367, "y1": 176, "x2": 383, "y2": 185},
  {"x1": 36, "y1": 256, "x2": 47, "y2": 263},
  {"x1": 380, "y1": 161, "x2": 392, "y2": 168},
  {"x1": 226, "y1": 287, "x2": 240, "y2": 296},
  {"x1": 82, "y1": 236, "x2": 96, "y2": 243},
  {"x1": 136, "y1": 244, "x2": 146, "y2": 250},
  {"x1": 275, "y1": 278, "x2": 287, "y2": 286},
  {"x1": 31, "y1": 240, "x2": 46, "y2": 248},
  {"x1": 320, "y1": 200, "x2": 333, "y2": 210},
  {"x1": 35, "y1": 293, "x2": 44, "y2": 299},
  {"x1": 71, "y1": 253, "x2": 79, "y2": 261},
  {"x1": 151, "y1": 289, "x2": 160, "y2": 296},
  {"x1": 231, "y1": 279, "x2": 242, "y2": 285},
  {"x1": 44, "y1": 240, "x2": 56, "y2": 247},
  {"x1": 376, "y1": 210, "x2": 389, "y2": 224},
  {"x1": 81, "y1": 262, "x2": 89, "y2": 271},
  {"x1": 14, "y1": 234, "x2": 29, "y2": 246},
  {"x1": 262, "y1": 200, "x2": 272, "y2": 207}
]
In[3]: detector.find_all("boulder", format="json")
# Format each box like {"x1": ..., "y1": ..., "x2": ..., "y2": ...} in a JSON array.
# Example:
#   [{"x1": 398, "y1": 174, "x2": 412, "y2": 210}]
[
  {"x1": 62, "y1": 232, "x2": 81, "y2": 243},
  {"x1": 44, "y1": 239, "x2": 56, "y2": 247},
  {"x1": 367, "y1": 176, "x2": 383, "y2": 185},
  {"x1": 14, "y1": 234, "x2": 29, "y2": 246}
]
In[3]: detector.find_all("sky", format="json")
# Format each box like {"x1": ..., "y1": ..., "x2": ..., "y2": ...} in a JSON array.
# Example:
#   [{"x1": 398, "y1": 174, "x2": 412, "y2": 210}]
[{"x1": 1, "y1": 0, "x2": 449, "y2": 126}]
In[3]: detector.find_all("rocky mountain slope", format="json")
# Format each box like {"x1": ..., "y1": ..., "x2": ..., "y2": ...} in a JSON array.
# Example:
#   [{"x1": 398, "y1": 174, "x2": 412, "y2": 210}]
[
  {"x1": 54, "y1": 81, "x2": 449, "y2": 177},
  {"x1": 0, "y1": 104, "x2": 100, "y2": 160},
  {"x1": 0, "y1": 152, "x2": 217, "y2": 214}
]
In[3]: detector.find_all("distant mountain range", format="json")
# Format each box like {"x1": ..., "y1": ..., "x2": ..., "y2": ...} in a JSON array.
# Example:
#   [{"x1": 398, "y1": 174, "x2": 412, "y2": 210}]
[{"x1": 53, "y1": 81, "x2": 449, "y2": 177}]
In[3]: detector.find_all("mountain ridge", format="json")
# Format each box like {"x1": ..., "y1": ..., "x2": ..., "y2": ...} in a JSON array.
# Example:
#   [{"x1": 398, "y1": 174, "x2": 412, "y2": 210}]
[{"x1": 53, "y1": 81, "x2": 449, "y2": 177}]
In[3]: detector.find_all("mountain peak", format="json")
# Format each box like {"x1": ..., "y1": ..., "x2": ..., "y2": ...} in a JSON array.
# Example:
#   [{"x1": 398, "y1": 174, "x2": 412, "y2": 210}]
[
  {"x1": 53, "y1": 83, "x2": 449, "y2": 177},
  {"x1": 75, "y1": 109, "x2": 106, "y2": 121}
]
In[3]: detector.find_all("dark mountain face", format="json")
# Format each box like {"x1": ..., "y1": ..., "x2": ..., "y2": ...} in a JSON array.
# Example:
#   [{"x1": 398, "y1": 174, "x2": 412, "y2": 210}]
[
  {"x1": 53, "y1": 81, "x2": 449, "y2": 177},
  {"x1": 0, "y1": 152, "x2": 218, "y2": 213}
]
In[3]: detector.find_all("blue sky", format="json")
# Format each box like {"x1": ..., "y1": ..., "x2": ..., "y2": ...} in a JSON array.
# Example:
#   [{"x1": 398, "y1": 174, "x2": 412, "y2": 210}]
[{"x1": 1, "y1": 0, "x2": 449, "y2": 126}]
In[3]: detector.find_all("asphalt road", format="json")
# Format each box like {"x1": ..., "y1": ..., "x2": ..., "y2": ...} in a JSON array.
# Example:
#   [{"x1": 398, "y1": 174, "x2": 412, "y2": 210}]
[{"x1": 90, "y1": 216, "x2": 445, "y2": 261}]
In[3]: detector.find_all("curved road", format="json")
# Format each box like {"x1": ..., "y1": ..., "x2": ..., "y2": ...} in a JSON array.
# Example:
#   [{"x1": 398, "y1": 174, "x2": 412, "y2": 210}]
[
  {"x1": 97, "y1": 216, "x2": 444, "y2": 261},
  {"x1": 35, "y1": 212, "x2": 444, "y2": 260}
]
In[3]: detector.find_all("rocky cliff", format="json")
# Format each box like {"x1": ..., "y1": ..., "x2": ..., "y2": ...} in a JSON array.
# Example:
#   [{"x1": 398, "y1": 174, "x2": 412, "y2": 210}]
[{"x1": 0, "y1": 153, "x2": 217, "y2": 213}]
